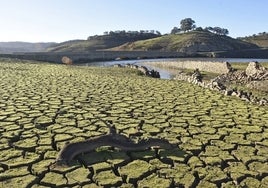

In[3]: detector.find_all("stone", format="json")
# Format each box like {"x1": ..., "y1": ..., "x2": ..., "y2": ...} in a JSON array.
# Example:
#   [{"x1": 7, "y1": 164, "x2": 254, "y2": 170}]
[
  {"x1": 245, "y1": 61, "x2": 268, "y2": 80},
  {"x1": 113, "y1": 64, "x2": 122, "y2": 67},
  {"x1": 61, "y1": 56, "x2": 73, "y2": 65}
]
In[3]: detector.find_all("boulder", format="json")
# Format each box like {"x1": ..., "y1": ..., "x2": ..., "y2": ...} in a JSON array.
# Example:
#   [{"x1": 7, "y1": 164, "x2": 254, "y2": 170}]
[
  {"x1": 246, "y1": 80, "x2": 268, "y2": 92},
  {"x1": 192, "y1": 68, "x2": 203, "y2": 82},
  {"x1": 61, "y1": 56, "x2": 73, "y2": 65},
  {"x1": 245, "y1": 61, "x2": 268, "y2": 80},
  {"x1": 113, "y1": 64, "x2": 122, "y2": 67}
]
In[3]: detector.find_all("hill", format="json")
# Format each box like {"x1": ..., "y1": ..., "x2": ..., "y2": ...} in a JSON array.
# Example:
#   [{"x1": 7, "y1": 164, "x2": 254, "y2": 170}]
[
  {"x1": 1, "y1": 31, "x2": 261, "y2": 56},
  {"x1": 239, "y1": 32, "x2": 268, "y2": 48},
  {"x1": 0, "y1": 42, "x2": 56, "y2": 54},
  {"x1": 109, "y1": 31, "x2": 258, "y2": 54},
  {"x1": 47, "y1": 31, "x2": 161, "y2": 52}
]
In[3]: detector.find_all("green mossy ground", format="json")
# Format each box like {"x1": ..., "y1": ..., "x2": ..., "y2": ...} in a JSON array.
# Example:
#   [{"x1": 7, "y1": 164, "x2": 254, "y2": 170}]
[{"x1": 0, "y1": 59, "x2": 267, "y2": 187}]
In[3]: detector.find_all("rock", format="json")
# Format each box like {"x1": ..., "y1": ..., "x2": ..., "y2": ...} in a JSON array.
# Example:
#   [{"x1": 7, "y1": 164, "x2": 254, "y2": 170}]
[
  {"x1": 259, "y1": 98, "x2": 268, "y2": 105},
  {"x1": 245, "y1": 61, "x2": 268, "y2": 80},
  {"x1": 192, "y1": 69, "x2": 203, "y2": 82},
  {"x1": 61, "y1": 56, "x2": 73, "y2": 65},
  {"x1": 210, "y1": 80, "x2": 226, "y2": 91},
  {"x1": 114, "y1": 64, "x2": 160, "y2": 78},
  {"x1": 150, "y1": 69, "x2": 160, "y2": 78},
  {"x1": 246, "y1": 61, "x2": 260, "y2": 76},
  {"x1": 246, "y1": 80, "x2": 268, "y2": 92},
  {"x1": 173, "y1": 63, "x2": 267, "y2": 105},
  {"x1": 224, "y1": 89, "x2": 233, "y2": 96},
  {"x1": 113, "y1": 64, "x2": 123, "y2": 67},
  {"x1": 138, "y1": 66, "x2": 149, "y2": 76},
  {"x1": 124, "y1": 63, "x2": 131, "y2": 68},
  {"x1": 223, "y1": 62, "x2": 233, "y2": 73}
]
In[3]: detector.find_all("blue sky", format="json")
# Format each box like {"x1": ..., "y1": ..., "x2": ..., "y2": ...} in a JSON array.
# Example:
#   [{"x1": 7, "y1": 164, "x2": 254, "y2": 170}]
[{"x1": 0, "y1": 0, "x2": 267, "y2": 42}]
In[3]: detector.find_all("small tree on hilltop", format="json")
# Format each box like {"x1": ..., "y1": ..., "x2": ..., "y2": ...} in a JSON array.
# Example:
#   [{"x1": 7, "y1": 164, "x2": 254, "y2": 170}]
[
  {"x1": 180, "y1": 18, "x2": 196, "y2": 32},
  {"x1": 205, "y1": 26, "x2": 229, "y2": 35},
  {"x1": 170, "y1": 27, "x2": 181, "y2": 34}
]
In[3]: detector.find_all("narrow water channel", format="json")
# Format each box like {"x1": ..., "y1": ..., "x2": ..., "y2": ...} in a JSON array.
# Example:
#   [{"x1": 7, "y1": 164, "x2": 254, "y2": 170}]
[{"x1": 81, "y1": 58, "x2": 268, "y2": 79}]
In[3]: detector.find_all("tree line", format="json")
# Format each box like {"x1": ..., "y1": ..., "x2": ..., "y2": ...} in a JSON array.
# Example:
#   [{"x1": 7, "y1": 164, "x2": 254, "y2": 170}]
[
  {"x1": 88, "y1": 30, "x2": 161, "y2": 40},
  {"x1": 104, "y1": 30, "x2": 161, "y2": 36},
  {"x1": 170, "y1": 18, "x2": 229, "y2": 36},
  {"x1": 87, "y1": 18, "x2": 230, "y2": 40},
  {"x1": 238, "y1": 32, "x2": 267, "y2": 39}
]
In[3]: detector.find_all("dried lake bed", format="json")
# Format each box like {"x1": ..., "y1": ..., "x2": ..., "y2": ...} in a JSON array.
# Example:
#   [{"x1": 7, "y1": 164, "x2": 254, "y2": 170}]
[{"x1": 0, "y1": 59, "x2": 268, "y2": 187}]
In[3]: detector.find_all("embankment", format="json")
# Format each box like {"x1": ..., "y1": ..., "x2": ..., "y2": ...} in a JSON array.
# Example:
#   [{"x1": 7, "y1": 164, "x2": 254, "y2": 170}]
[
  {"x1": 203, "y1": 48, "x2": 268, "y2": 58},
  {"x1": 0, "y1": 51, "x2": 184, "y2": 64},
  {"x1": 144, "y1": 61, "x2": 232, "y2": 74}
]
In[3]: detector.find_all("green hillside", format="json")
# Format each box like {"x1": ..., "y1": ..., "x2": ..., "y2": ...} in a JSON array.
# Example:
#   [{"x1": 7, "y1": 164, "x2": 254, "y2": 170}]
[
  {"x1": 47, "y1": 32, "x2": 161, "y2": 52},
  {"x1": 47, "y1": 31, "x2": 260, "y2": 54},
  {"x1": 109, "y1": 31, "x2": 258, "y2": 53},
  {"x1": 240, "y1": 33, "x2": 268, "y2": 48}
]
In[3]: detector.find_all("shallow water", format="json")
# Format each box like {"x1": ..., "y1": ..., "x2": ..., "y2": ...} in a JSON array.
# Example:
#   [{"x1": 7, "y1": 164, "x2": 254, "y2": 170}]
[{"x1": 81, "y1": 58, "x2": 268, "y2": 79}]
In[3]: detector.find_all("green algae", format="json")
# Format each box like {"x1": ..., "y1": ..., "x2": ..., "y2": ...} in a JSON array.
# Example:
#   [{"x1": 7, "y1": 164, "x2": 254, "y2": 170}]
[
  {"x1": 240, "y1": 177, "x2": 261, "y2": 188},
  {"x1": 31, "y1": 159, "x2": 54, "y2": 175},
  {"x1": 224, "y1": 162, "x2": 258, "y2": 181},
  {"x1": 187, "y1": 156, "x2": 204, "y2": 168},
  {"x1": 40, "y1": 172, "x2": 67, "y2": 186},
  {"x1": 91, "y1": 162, "x2": 112, "y2": 173},
  {"x1": 261, "y1": 177, "x2": 268, "y2": 188},
  {"x1": 0, "y1": 167, "x2": 29, "y2": 181},
  {"x1": 157, "y1": 164, "x2": 195, "y2": 187},
  {"x1": 196, "y1": 166, "x2": 228, "y2": 183},
  {"x1": 149, "y1": 158, "x2": 171, "y2": 169},
  {"x1": 0, "y1": 148, "x2": 22, "y2": 162},
  {"x1": 0, "y1": 174, "x2": 37, "y2": 188},
  {"x1": 196, "y1": 180, "x2": 217, "y2": 188},
  {"x1": 3, "y1": 152, "x2": 40, "y2": 168},
  {"x1": 93, "y1": 170, "x2": 122, "y2": 186},
  {"x1": 138, "y1": 174, "x2": 172, "y2": 187},
  {"x1": 248, "y1": 161, "x2": 268, "y2": 176},
  {"x1": 65, "y1": 167, "x2": 91, "y2": 185},
  {"x1": 119, "y1": 160, "x2": 154, "y2": 183}
]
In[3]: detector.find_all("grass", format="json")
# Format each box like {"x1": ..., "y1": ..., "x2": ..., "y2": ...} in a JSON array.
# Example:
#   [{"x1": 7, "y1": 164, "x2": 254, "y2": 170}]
[
  {"x1": 0, "y1": 58, "x2": 268, "y2": 187},
  {"x1": 231, "y1": 62, "x2": 268, "y2": 70},
  {"x1": 241, "y1": 33, "x2": 268, "y2": 48},
  {"x1": 113, "y1": 30, "x2": 256, "y2": 51}
]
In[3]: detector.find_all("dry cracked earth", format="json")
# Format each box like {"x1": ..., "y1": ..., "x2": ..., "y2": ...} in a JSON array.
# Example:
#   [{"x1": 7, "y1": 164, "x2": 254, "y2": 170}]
[{"x1": 0, "y1": 59, "x2": 268, "y2": 188}]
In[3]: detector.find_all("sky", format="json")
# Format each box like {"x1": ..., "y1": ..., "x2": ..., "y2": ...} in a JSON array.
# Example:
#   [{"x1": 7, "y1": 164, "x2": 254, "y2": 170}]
[{"x1": 0, "y1": 0, "x2": 267, "y2": 42}]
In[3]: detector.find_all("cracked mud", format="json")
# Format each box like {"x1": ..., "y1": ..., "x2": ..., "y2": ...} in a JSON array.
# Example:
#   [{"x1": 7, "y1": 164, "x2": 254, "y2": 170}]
[{"x1": 0, "y1": 59, "x2": 268, "y2": 187}]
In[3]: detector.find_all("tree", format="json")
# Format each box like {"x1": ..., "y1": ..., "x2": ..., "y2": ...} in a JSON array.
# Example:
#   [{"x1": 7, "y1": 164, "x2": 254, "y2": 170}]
[
  {"x1": 204, "y1": 27, "x2": 213, "y2": 32},
  {"x1": 195, "y1": 27, "x2": 204, "y2": 31},
  {"x1": 220, "y1": 28, "x2": 229, "y2": 35},
  {"x1": 180, "y1": 18, "x2": 196, "y2": 32},
  {"x1": 170, "y1": 27, "x2": 181, "y2": 34},
  {"x1": 155, "y1": 30, "x2": 161, "y2": 35},
  {"x1": 204, "y1": 26, "x2": 229, "y2": 35}
]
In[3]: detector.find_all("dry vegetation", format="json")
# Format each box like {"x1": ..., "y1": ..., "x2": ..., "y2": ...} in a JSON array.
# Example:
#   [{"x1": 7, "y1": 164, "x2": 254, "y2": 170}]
[{"x1": 0, "y1": 59, "x2": 268, "y2": 187}]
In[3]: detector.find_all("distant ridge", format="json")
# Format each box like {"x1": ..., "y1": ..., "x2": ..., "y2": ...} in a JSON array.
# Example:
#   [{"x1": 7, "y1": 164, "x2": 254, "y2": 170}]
[
  {"x1": 1, "y1": 31, "x2": 265, "y2": 57},
  {"x1": 0, "y1": 42, "x2": 56, "y2": 54}
]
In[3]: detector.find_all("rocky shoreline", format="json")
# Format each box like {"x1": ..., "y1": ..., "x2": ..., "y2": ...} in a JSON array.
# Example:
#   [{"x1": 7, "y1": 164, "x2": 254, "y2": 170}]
[
  {"x1": 113, "y1": 63, "x2": 160, "y2": 78},
  {"x1": 174, "y1": 61, "x2": 268, "y2": 105}
]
